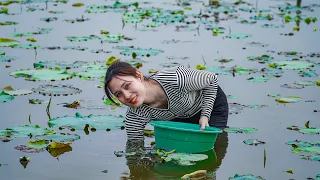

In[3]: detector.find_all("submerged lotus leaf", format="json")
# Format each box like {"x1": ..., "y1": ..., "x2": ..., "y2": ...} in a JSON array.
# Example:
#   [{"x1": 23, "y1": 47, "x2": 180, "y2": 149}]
[
  {"x1": 224, "y1": 127, "x2": 257, "y2": 133},
  {"x1": 261, "y1": 24, "x2": 284, "y2": 28},
  {"x1": 9, "y1": 69, "x2": 74, "y2": 81},
  {"x1": 299, "y1": 154, "x2": 320, "y2": 161},
  {"x1": 0, "y1": 38, "x2": 20, "y2": 47},
  {"x1": 76, "y1": 69, "x2": 106, "y2": 80},
  {"x1": 226, "y1": 34, "x2": 252, "y2": 39},
  {"x1": 35, "y1": 133, "x2": 80, "y2": 142},
  {"x1": 48, "y1": 112, "x2": 125, "y2": 130},
  {"x1": 62, "y1": 46, "x2": 88, "y2": 51},
  {"x1": 275, "y1": 96, "x2": 302, "y2": 103},
  {"x1": 294, "y1": 80, "x2": 316, "y2": 86},
  {"x1": 269, "y1": 61, "x2": 314, "y2": 70},
  {"x1": 243, "y1": 139, "x2": 265, "y2": 146},
  {"x1": 119, "y1": 47, "x2": 164, "y2": 57},
  {"x1": 292, "y1": 146, "x2": 320, "y2": 154},
  {"x1": 11, "y1": 44, "x2": 39, "y2": 49},
  {"x1": 297, "y1": 69, "x2": 318, "y2": 77},
  {"x1": 0, "y1": 91, "x2": 14, "y2": 103},
  {"x1": 229, "y1": 174, "x2": 265, "y2": 180},
  {"x1": 298, "y1": 128, "x2": 320, "y2": 135},
  {"x1": 32, "y1": 84, "x2": 82, "y2": 96},
  {"x1": 0, "y1": 125, "x2": 55, "y2": 139},
  {"x1": 2, "y1": 85, "x2": 32, "y2": 96},
  {"x1": 206, "y1": 66, "x2": 232, "y2": 75},
  {"x1": 0, "y1": 56, "x2": 17, "y2": 62},
  {"x1": 0, "y1": 21, "x2": 18, "y2": 26},
  {"x1": 229, "y1": 102, "x2": 246, "y2": 114},
  {"x1": 247, "y1": 76, "x2": 271, "y2": 82},
  {"x1": 152, "y1": 15, "x2": 185, "y2": 24},
  {"x1": 33, "y1": 61, "x2": 87, "y2": 69}
]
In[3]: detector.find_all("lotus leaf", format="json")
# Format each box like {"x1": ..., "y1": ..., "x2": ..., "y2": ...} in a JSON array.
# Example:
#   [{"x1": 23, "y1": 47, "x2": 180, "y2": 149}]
[
  {"x1": 32, "y1": 84, "x2": 82, "y2": 96},
  {"x1": 224, "y1": 127, "x2": 257, "y2": 133},
  {"x1": 48, "y1": 112, "x2": 125, "y2": 130},
  {"x1": 292, "y1": 146, "x2": 320, "y2": 154},
  {"x1": 15, "y1": 145, "x2": 45, "y2": 153},
  {"x1": 62, "y1": 46, "x2": 88, "y2": 51},
  {"x1": 82, "y1": 64, "x2": 105, "y2": 70},
  {"x1": 0, "y1": 7, "x2": 8, "y2": 14},
  {"x1": 206, "y1": 66, "x2": 232, "y2": 75},
  {"x1": 287, "y1": 125, "x2": 300, "y2": 131},
  {"x1": 317, "y1": 81, "x2": 320, "y2": 86},
  {"x1": 152, "y1": 15, "x2": 185, "y2": 24},
  {"x1": 0, "y1": 91, "x2": 14, "y2": 103},
  {"x1": 85, "y1": 9, "x2": 108, "y2": 13},
  {"x1": 9, "y1": 69, "x2": 74, "y2": 81},
  {"x1": 237, "y1": 19, "x2": 257, "y2": 25},
  {"x1": 35, "y1": 133, "x2": 80, "y2": 142},
  {"x1": 232, "y1": 66, "x2": 255, "y2": 75},
  {"x1": 269, "y1": 61, "x2": 314, "y2": 70},
  {"x1": 246, "y1": 42, "x2": 269, "y2": 47},
  {"x1": 299, "y1": 128, "x2": 320, "y2": 135},
  {"x1": 40, "y1": 17, "x2": 58, "y2": 22},
  {"x1": 267, "y1": 94, "x2": 280, "y2": 98},
  {"x1": 247, "y1": 76, "x2": 271, "y2": 82},
  {"x1": 299, "y1": 155, "x2": 320, "y2": 161},
  {"x1": 215, "y1": 58, "x2": 233, "y2": 63},
  {"x1": 307, "y1": 52, "x2": 320, "y2": 58},
  {"x1": 164, "y1": 153, "x2": 208, "y2": 165},
  {"x1": 227, "y1": 95, "x2": 238, "y2": 99},
  {"x1": 122, "y1": 17, "x2": 143, "y2": 23},
  {"x1": 280, "y1": 84, "x2": 303, "y2": 89},
  {"x1": 47, "y1": 142, "x2": 73, "y2": 157},
  {"x1": 104, "y1": 98, "x2": 121, "y2": 106},
  {"x1": 0, "y1": 125, "x2": 55, "y2": 139},
  {"x1": 29, "y1": 99, "x2": 47, "y2": 104},
  {"x1": 248, "y1": 55, "x2": 273, "y2": 62},
  {"x1": 275, "y1": 96, "x2": 302, "y2": 103},
  {"x1": 159, "y1": 62, "x2": 182, "y2": 68},
  {"x1": 261, "y1": 68, "x2": 284, "y2": 75},
  {"x1": 286, "y1": 140, "x2": 314, "y2": 147},
  {"x1": 261, "y1": 24, "x2": 284, "y2": 28},
  {"x1": 76, "y1": 69, "x2": 106, "y2": 80},
  {"x1": 48, "y1": 10, "x2": 65, "y2": 14},
  {"x1": 144, "y1": 23, "x2": 161, "y2": 28},
  {"x1": 105, "y1": 1, "x2": 138, "y2": 9},
  {"x1": 0, "y1": 56, "x2": 17, "y2": 62},
  {"x1": 226, "y1": 34, "x2": 252, "y2": 39},
  {"x1": 229, "y1": 102, "x2": 246, "y2": 114},
  {"x1": 204, "y1": 6, "x2": 237, "y2": 13},
  {"x1": 239, "y1": 8, "x2": 271, "y2": 13},
  {"x1": 119, "y1": 47, "x2": 164, "y2": 57},
  {"x1": 0, "y1": 21, "x2": 18, "y2": 26},
  {"x1": 294, "y1": 80, "x2": 316, "y2": 86},
  {"x1": 64, "y1": 17, "x2": 90, "y2": 23},
  {"x1": 34, "y1": 60, "x2": 88, "y2": 69},
  {"x1": 243, "y1": 139, "x2": 265, "y2": 146},
  {"x1": 67, "y1": 36, "x2": 96, "y2": 42},
  {"x1": 2, "y1": 85, "x2": 32, "y2": 96},
  {"x1": 250, "y1": 14, "x2": 273, "y2": 21},
  {"x1": 297, "y1": 69, "x2": 318, "y2": 77},
  {"x1": 212, "y1": 27, "x2": 225, "y2": 36},
  {"x1": 246, "y1": 105, "x2": 267, "y2": 108},
  {"x1": 0, "y1": 50, "x2": 4, "y2": 55},
  {"x1": 229, "y1": 174, "x2": 265, "y2": 180},
  {"x1": 90, "y1": 49, "x2": 111, "y2": 54},
  {"x1": 11, "y1": 43, "x2": 39, "y2": 49},
  {"x1": 0, "y1": 38, "x2": 20, "y2": 47},
  {"x1": 181, "y1": 170, "x2": 207, "y2": 180}
]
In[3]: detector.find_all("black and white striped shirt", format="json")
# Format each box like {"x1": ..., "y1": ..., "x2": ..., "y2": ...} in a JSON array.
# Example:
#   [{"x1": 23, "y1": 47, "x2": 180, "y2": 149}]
[{"x1": 125, "y1": 65, "x2": 218, "y2": 140}]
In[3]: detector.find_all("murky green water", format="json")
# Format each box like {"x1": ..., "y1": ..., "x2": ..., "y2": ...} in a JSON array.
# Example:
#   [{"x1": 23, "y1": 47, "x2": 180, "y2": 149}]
[{"x1": 1, "y1": 0, "x2": 319, "y2": 179}]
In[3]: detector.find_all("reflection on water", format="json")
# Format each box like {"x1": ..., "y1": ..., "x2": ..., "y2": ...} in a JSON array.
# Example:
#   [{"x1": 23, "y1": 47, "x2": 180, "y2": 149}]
[{"x1": 125, "y1": 132, "x2": 228, "y2": 180}]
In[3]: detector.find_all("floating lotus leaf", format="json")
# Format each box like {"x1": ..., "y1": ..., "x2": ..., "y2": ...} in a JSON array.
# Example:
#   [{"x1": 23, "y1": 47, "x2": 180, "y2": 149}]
[
  {"x1": 9, "y1": 69, "x2": 74, "y2": 81},
  {"x1": 280, "y1": 84, "x2": 303, "y2": 89},
  {"x1": 163, "y1": 153, "x2": 208, "y2": 166},
  {"x1": 104, "y1": 1, "x2": 138, "y2": 9},
  {"x1": 0, "y1": 38, "x2": 20, "y2": 47},
  {"x1": 14, "y1": 145, "x2": 45, "y2": 153},
  {"x1": 0, "y1": 56, "x2": 16, "y2": 62},
  {"x1": 47, "y1": 142, "x2": 73, "y2": 158},
  {"x1": 261, "y1": 68, "x2": 284, "y2": 75},
  {"x1": 152, "y1": 15, "x2": 185, "y2": 24},
  {"x1": 206, "y1": 66, "x2": 232, "y2": 75},
  {"x1": 297, "y1": 69, "x2": 318, "y2": 77},
  {"x1": 11, "y1": 32, "x2": 34, "y2": 37},
  {"x1": 64, "y1": 17, "x2": 90, "y2": 23},
  {"x1": 159, "y1": 62, "x2": 182, "y2": 68},
  {"x1": 292, "y1": 146, "x2": 320, "y2": 154},
  {"x1": 90, "y1": 49, "x2": 111, "y2": 54},
  {"x1": 40, "y1": 17, "x2": 58, "y2": 22},
  {"x1": 232, "y1": 66, "x2": 255, "y2": 75},
  {"x1": 144, "y1": 23, "x2": 161, "y2": 28},
  {"x1": 48, "y1": 10, "x2": 65, "y2": 14},
  {"x1": 287, "y1": 125, "x2": 300, "y2": 131},
  {"x1": 2, "y1": 85, "x2": 32, "y2": 96},
  {"x1": 261, "y1": 24, "x2": 284, "y2": 28},
  {"x1": 239, "y1": 8, "x2": 270, "y2": 13},
  {"x1": 246, "y1": 105, "x2": 267, "y2": 108},
  {"x1": 294, "y1": 80, "x2": 316, "y2": 86},
  {"x1": 76, "y1": 69, "x2": 106, "y2": 80},
  {"x1": 267, "y1": 93, "x2": 280, "y2": 98},
  {"x1": 32, "y1": 84, "x2": 82, "y2": 96},
  {"x1": 0, "y1": 50, "x2": 4, "y2": 55},
  {"x1": 11, "y1": 44, "x2": 39, "y2": 49},
  {"x1": 48, "y1": 112, "x2": 125, "y2": 130},
  {"x1": 29, "y1": 99, "x2": 47, "y2": 104},
  {"x1": 204, "y1": 6, "x2": 237, "y2": 13},
  {"x1": 247, "y1": 76, "x2": 271, "y2": 82},
  {"x1": 67, "y1": 36, "x2": 96, "y2": 42},
  {"x1": 243, "y1": 139, "x2": 265, "y2": 146},
  {"x1": 0, "y1": 21, "x2": 18, "y2": 26},
  {"x1": 122, "y1": 17, "x2": 143, "y2": 23},
  {"x1": 226, "y1": 34, "x2": 252, "y2": 39},
  {"x1": 119, "y1": 47, "x2": 164, "y2": 57},
  {"x1": 215, "y1": 58, "x2": 233, "y2": 63},
  {"x1": 275, "y1": 96, "x2": 302, "y2": 103},
  {"x1": 224, "y1": 127, "x2": 257, "y2": 133},
  {"x1": 125, "y1": 58, "x2": 146, "y2": 67},
  {"x1": 237, "y1": 19, "x2": 257, "y2": 25},
  {"x1": 227, "y1": 95, "x2": 238, "y2": 99},
  {"x1": 299, "y1": 155, "x2": 320, "y2": 161},
  {"x1": 246, "y1": 42, "x2": 269, "y2": 47},
  {"x1": 62, "y1": 46, "x2": 87, "y2": 51},
  {"x1": 33, "y1": 61, "x2": 87, "y2": 69},
  {"x1": 81, "y1": 64, "x2": 105, "y2": 70},
  {"x1": 269, "y1": 61, "x2": 314, "y2": 70},
  {"x1": 0, "y1": 91, "x2": 14, "y2": 103},
  {"x1": 307, "y1": 52, "x2": 320, "y2": 58},
  {"x1": 212, "y1": 27, "x2": 225, "y2": 36},
  {"x1": 35, "y1": 133, "x2": 80, "y2": 142},
  {"x1": 286, "y1": 140, "x2": 315, "y2": 148},
  {"x1": 229, "y1": 174, "x2": 265, "y2": 180},
  {"x1": 0, "y1": 125, "x2": 55, "y2": 139},
  {"x1": 85, "y1": 8, "x2": 108, "y2": 13},
  {"x1": 248, "y1": 55, "x2": 273, "y2": 62},
  {"x1": 250, "y1": 14, "x2": 273, "y2": 20},
  {"x1": 298, "y1": 128, "x2": 320, "y2": 135},
  {"x1": 181, "y1": 170, "x2": 207, "y2": 180}
]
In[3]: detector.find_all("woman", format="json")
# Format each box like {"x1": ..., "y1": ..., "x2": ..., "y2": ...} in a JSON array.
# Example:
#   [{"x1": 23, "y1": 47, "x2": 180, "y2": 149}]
[{"x1": 104, "y1": 61, "x2": 229, "y2": 140}]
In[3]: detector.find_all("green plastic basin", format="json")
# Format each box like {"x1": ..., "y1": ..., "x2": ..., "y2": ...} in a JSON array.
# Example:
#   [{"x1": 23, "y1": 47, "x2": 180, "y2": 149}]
[{"x1": 150, "y1": 121, "x2": 222, "y2": 153}]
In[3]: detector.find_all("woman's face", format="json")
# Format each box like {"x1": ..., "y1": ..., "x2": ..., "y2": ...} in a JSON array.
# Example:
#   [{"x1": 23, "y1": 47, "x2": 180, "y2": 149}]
[{"x1": 108, "y1": 75, "x2": 146, "y2": 107}]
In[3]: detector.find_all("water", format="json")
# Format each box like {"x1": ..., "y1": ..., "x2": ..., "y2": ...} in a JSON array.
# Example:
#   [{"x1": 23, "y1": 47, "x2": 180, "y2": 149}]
[{"x1": 0, "y1": 0, "x2": 319, "y2": 179}]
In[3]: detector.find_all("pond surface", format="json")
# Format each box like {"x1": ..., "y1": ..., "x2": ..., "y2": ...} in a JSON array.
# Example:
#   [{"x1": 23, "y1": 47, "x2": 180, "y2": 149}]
[{"x1": 0, "y1": 0, "x2": 319, "y2": 179}]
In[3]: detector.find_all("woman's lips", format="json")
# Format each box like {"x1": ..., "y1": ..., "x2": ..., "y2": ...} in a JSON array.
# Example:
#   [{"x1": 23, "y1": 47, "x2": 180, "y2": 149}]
[{"x1": 130, "y1": 96, "x2": 138, "y2": 104}]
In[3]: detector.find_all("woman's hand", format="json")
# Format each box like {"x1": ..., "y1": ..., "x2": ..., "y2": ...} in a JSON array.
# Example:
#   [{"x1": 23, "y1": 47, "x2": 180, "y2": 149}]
[{"x1": 199, "y1": 116, "x2": 209, "y2": 130}]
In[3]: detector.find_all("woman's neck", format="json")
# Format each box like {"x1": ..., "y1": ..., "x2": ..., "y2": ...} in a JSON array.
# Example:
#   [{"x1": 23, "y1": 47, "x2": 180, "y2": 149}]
[{"x1": 143, "y1": 79, "x2": 165, "y2": 105}]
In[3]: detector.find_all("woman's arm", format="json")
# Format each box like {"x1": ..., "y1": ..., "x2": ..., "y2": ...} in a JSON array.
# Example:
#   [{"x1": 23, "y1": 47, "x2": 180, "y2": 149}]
[
  {"x1": 176, "y1": 65, "x2": 219, "y2": 120},
  {"x1": 125, "y1": 110, "x2": 150, "y2": 140}
]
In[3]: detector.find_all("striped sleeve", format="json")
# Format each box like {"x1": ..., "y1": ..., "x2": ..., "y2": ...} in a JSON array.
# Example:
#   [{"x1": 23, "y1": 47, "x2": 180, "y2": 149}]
[
  {"x1": 176, "y1": 66, "x2": 218, "y2": 119},
  {"x1": 125, "y1": 109, "x2": 150, "y2": 140}
]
